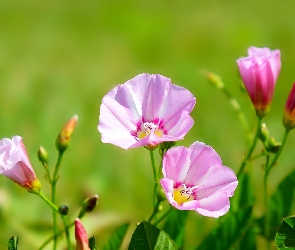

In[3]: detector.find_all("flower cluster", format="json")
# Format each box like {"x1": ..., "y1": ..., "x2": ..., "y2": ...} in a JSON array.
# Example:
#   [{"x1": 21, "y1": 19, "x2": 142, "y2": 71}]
[{"x1": 98, "y1": 73, "x2": 238, "y2": 217}]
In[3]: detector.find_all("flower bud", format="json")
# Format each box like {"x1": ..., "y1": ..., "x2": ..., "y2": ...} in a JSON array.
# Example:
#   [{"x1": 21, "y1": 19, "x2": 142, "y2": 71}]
[
  {"x1": 56, "y1": 115, "x2": 78, "y2": 152},
  {"x1": 266, "y1": 137, "x2": 281, "y2": 153},
  {"x1": 201, "y1": 69, "x2": 224, "y2": 89},
  {"x1": 283, "y1": 83, "x2": 295, "y2": 130},
  {"x1": 81, "y1": 195, "x2": 99, "y2": 213},
  {"x1": 75, "y1": 219, "x2": 90, "y2": 250},
  {"x1": 37, "y1": 146, "x2": 48, "y2": 166},
  {"x1": 58, "y1": 204, "x2": 69, "y2": 215},
  {"x1": 156, "y1": 188, "x2": 167, "y2": 202},
  {"x1": 259, "y1": 123, "x2": 269, "y2": 142}
]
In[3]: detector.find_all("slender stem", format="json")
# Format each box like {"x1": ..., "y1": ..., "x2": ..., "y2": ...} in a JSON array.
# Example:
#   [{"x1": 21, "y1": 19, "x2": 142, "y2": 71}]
[
  {"x1": 265, "y1": 129, "x2": 290, "y2": 176},
  {"x1": 51, "y1": 151, "x2": 64, "y2": 250},
  {"x1": 37, "y1": 192, "x2": 59, "y2": 213},
  {"x1": 263, "y1": 155, "x2": 270, "y2": 245},
  {"x1": 148, "y1": 199, "x2": 161, "y2": 223},
  {"x1": 61, "y1": 216, "x2": 71, "y2": 250},
  {"x1": 153, "y1": 206, "x2": 173, "y2": 226},
  {"x1": 237, "y1": 117, "x2": 262, "y2": 178},
  {"x1": 149, "y1": 150, "x2": 158, "y2": 208}
]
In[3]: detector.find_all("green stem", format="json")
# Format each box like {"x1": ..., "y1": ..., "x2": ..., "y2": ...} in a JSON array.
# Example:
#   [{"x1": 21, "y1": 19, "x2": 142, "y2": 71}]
[
  {"x1": 237, "y1": 117, "x2": 262, "y2": 178},
  {"x1": 263, "y1": 154, "x2": 270, "y2": 245},
  {"x1": 37, "y1": 192, "x2": 59, "y2": 213},
  {"x1": 61, "y1": 216, "x2": 71, "y2": 250},
  {"x1": 153, "y1": 206, "x2": 173, "y2": 226},
  {"x1": 149, "y1": 150, "x2": 158, "y2": 208},
  {"x1": 51, "y1": 151, "x2": 64, "y2": 250},
  {"x1": 148, "y1": 199, "x2": 162, "y2": 223},
  {"x1": 265, "y1": 129, "x2": 290, "y2": 176}
]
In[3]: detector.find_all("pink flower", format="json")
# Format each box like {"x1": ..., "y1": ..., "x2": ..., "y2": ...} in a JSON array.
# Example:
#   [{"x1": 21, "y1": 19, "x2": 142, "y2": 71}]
[
  {"x1": 75, "y1": 219, "x2": 90, "y2": 250},
  {"x1": 98, "y1": 73, "x2": 196, "y2": 149},
  {"x1": 236, "y1": 46, "x2": 281, "y2": 117},
  {"x1": 160, "y1": 142, "x2": 238, "y2": 218},
  {"x1": 283, "y1": 82, "x2": 295, "y2": 130},
  {"x1": 0, "y1": 136, "x2": 41, "y2": 193}
]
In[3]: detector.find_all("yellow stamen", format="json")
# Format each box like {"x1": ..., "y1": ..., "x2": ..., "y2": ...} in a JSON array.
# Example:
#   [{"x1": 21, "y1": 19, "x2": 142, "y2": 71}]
[{"x1": 173, "y1": 186, "x2": 194, "y2": 205}]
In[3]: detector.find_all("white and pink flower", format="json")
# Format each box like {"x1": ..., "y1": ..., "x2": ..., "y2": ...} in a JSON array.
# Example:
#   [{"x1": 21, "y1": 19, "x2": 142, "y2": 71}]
[
  {"x1": 160, "y1": 142, "x2": 238, "y2": 218},
  {"x1": 98, "y1": 73, "x2": 196, "y2": 149},
  {"x1": 0, "y1": 135, "x2": 40, "y2": 193},
  {"x1": 236, "y1": 46, "x2": 281, "y2": 117}
]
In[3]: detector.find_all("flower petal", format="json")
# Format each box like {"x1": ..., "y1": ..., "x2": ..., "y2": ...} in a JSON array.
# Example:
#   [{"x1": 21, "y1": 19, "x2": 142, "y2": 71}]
[
  {"x1": 162, "y1": 146, "x2": 190, "y2": 183},
  {"x1": 184, "y1": 142, "x2": 222, "y2": 186}
]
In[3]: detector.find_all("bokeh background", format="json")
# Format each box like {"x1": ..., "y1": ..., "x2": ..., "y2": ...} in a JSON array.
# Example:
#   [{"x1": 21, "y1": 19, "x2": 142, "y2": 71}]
[{"x1": 0, "y1": 0, "x2": 294, "y2": 249}]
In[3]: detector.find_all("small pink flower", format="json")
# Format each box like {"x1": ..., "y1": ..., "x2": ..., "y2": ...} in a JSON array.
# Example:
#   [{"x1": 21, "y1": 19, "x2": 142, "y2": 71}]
[
  {"x1": 0, "y1": 136, "x2": 40, "y2": 193},
  {"x1": 160, "y1": 142, "x2": 238, "y2": 218},
  {"x1": 236, "y1": 46, "x2": 281, "y2": 117},
  {"x1": 98, "y1": 73, "x2": 196, "y2": 149},
  {"x1": 283, "y1": 82, "x2": 295, "y2": 130},
  {"x1": 75, "y1": 219, "x2": 90, "y2": 250}
]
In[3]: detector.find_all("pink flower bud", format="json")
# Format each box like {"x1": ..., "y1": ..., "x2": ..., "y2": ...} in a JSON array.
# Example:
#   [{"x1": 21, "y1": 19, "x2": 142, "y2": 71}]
[
  {"x1": 283, "y1": 82, "x2": 295, "y2": 130},
  {"x1": 0, "y1": 136, "x2": 41, "y2": 193},
  {"x1": 75, "y1": 219, "x2": 90, "y2": 250},
  {"x1": 237, "y1": 47, "x2": 281, "y2": 117}
]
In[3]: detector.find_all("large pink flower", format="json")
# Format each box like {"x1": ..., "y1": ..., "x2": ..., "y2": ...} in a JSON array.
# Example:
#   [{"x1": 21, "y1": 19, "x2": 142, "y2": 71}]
[
  {"x1": 236, "y1": 46, "x2": 281, "y2": 117},
  {"x1": 98, "y1": 73, "x2": 196, "y2": 149},
  {"x1": 0, "y1": 136, "x2": 40, "y2": 192},
  {"x1": 160, "y1": 142, "x2": 238, "y2": 218}
]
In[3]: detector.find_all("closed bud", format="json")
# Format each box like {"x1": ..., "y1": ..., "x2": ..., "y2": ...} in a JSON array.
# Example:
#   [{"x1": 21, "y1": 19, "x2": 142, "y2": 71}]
[
  {"x1": 56, "y1": 115, "x2": 78, "y2": 152},
  {"x1": 156, "y1": 188, "x2": 166, "y2": 202},
  {"x1": 259, "y1": 123, "x2": 269, "y2": 142},
  {"x1": 200, "y1": 69, "x2": 224, "y2": 89},
  {"x1": 82, "y1": 195, "x2": 99, "y2": 213},
  {"x1": 266, "y1": 137, "x2": 281, "y2": 153},
  {"x1": 58, "y1": 204, "x2": 69, "y2": 215},
  {"x1": 283, "y1": 83, "x2": 295, "y2": 130},
  {"x1": 75, "y1": 219, "x2": 90, "y2": 250},
  {"x1": 37, "y1": 146, "x2": 48, "y2": 166}
]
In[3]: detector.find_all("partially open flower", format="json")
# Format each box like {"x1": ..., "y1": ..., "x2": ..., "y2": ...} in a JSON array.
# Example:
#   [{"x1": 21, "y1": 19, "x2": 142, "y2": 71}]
[
  {"x1": 160, "y1": 142, "x2": 238, "y2": 218},
  {"x1": 0, "y1": 136, "x2": 41, "y2": 194},
  {"x1": 75, "y1": 218, "x2": 90, "y2": 250},
  {"x1": 283, "y1": 82, "x2": 295, "y2": 130},
  {"x1": 98, "y1": 73, "x2": 196, "y2": 150},
  {"x1": 236, "y1": 46, "x2": 281, "y2": 117}
]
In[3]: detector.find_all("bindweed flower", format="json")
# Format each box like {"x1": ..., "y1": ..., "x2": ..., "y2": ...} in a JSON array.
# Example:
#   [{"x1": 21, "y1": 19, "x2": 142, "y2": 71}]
[
  {"x1": 98, "y1": 73, "x2": 196, "y2": 150},
  {"x1": 160, "y1": 142, "x2": 238, "y2": 218},
  {"x1": 75, "y1": 218, "x2": 90, "y2": 250},
  {"x1": 236, "y1": 46, "x2": 281, "y2": 117},
  {"x1": 56, "y1": 114, "x2": 78, "y2": 152},
  {"x1": 283, "y1": 82, "x2": 295, "y2": 130},
  {"x1": 0, "y1": 136, "x2": 41, "y2": 194}
]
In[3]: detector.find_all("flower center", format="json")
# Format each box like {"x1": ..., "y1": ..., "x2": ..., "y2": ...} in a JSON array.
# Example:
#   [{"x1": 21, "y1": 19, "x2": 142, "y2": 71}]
[
  {"x1": 173, "y1": 184, "x2": 196, "y2": 205},
  {"x1": 137, "y1": 122, "x2": 163, "y2": 139}
]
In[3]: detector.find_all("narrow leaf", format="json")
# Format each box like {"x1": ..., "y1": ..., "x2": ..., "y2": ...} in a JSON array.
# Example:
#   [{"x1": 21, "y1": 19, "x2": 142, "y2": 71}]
[
  {"x1": 276, "y1": 216, "x2": 295, "y2": 249},
  {"x1": 196, "y1": 207, "x2": 253, "y2": 250},
  {"x1": 128, "y1": 220, "x2": 177, "y2": 250},
  {"x1": 103, "y1": 223, "x2": 129, "y2": 250},
  {"x1": 258, "y1": 169, "x2": 295, "y2": 239},
  {"x1": 8, "y1": 236, "x2": 18, "y2": 250},
  {"x1": 162, "y1": 210, "x2": 188, "y2": 249}
]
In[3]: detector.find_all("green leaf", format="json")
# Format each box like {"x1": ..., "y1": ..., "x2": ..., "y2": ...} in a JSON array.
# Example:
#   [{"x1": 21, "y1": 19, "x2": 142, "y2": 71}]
[
  {"x1": 276, "y1": 216, "x2": 295, "y2": 249},
  {"x1": 89, "y1": 236, "x2": 97, "y2": 250},
  {"x1": 257, "y1": 169, "x2": 295, "y2": 239},
  {"x1": 128, "y1": 220, "x2": 177, "y2": 250},
  {"x1": 238, "y1": 170, "x2": 254, "y2": 209},
  {"x1": 7, "y1": 236, "x2": 18, "y2": 250},
  {"x1": 103, "y1": 223, "x2": 129, "y2": 250},
  {"x1": 196, "y1": 206, "x2": 253, "y2": 250},
  {"x1": 162, "y1": 210, "x2": 188, "y2": 249},
  {"x1": 238, "y1": 224, "x2": 258, "y2": 250}
]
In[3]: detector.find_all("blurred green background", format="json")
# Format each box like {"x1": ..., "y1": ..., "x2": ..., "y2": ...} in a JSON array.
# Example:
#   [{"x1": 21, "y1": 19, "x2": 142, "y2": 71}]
[{"x1": 0, "y1": 0, "x2": 295, "y2": 249}]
